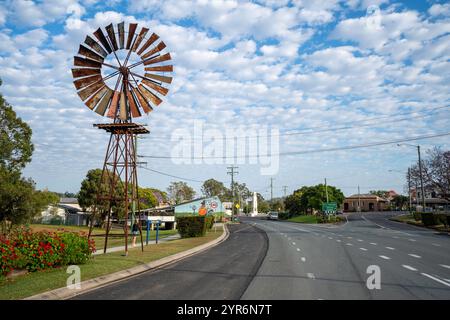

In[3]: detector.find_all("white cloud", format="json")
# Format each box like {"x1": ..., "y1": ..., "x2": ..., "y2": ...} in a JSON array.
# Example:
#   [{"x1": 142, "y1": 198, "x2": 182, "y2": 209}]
[
  {"x1": 14, "y1": 28, "x2": 49, "y2": 49},
  {"x1": 428, "y1": 3, "x2": 450, "y2": 17}
]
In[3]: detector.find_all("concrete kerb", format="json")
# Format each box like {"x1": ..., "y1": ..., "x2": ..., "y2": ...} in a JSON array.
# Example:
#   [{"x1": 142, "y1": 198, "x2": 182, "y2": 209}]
[{"x1": 24, "y1": 224, "x2": 230, "y2": 300}]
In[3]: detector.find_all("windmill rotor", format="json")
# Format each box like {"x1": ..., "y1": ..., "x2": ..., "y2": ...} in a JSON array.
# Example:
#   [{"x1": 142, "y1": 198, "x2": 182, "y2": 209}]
[{"x1": 72, "y1": 22, "x2": 173, "y2": 120}]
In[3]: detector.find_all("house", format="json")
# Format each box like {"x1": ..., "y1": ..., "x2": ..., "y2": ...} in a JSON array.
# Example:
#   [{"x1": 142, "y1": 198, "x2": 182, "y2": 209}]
[
  {"x1": 343, "y1": 194, "x2": 388, "y2": 212},
  {"x1": 139, "y1": 196, "x2": 226, "y2": 230},
  {"x1": 37, "y1": 198, "x2": 89, "y2": 226}
]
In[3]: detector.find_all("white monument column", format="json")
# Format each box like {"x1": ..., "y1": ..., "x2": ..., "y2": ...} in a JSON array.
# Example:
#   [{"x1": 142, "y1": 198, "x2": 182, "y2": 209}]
[{"x1": 252, "y1": 192, "x2": 258, "y2": 217}]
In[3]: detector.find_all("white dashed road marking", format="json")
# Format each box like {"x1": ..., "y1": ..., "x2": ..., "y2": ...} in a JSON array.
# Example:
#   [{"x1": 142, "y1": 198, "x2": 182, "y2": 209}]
[
  {"x1": 370, "y1": 242, "x2": 377, "y2": 245},
  {"x1": 385, "y1": 247, "x2": 395, "y2": 250},
  {"x1": 346, "y1": 243, "x2": 353, "y2": 246},
  {"x1": 440, "y1": 264, "x2": 450, "y2": 269},
  {"x1": 432, "y1": 243, "x2": 441, "y2": 247},
  {"x1": 296, "y1": 248, "x2": 301, "y2": 252},
  {"x1": 336, "y1": 239, "x2": 341, "y2": 242},
  {"x1": 408, "y1": 254, "x2": 421, "y2": 259},
  {"x1": 359, "y1": 248, "x2": 368, "y2": 251},
  {"x1": 402, "y1": 265, "x2": 418, "y2": 271},
  {"x1": 292, "y1": 242, "x2": 296, "y2": 245},
  {"x1": 409, "y1": 239, "x2": 417, "y2": 242},
  {"x1": 357, "y1": 239, "x2": 363, "y2": 242},
  {"x1": 379, "y1": 255, "x2": 391, "y2": 260},
  {"x1": 301, "y1": 257, "x2": 306, "y2": 262},
  {"x1": 328, "y1": 237, "x2": 333, "y2": 239},
  {"x1": 421, "y1": 273, "x2": 450, "y2": 288}
]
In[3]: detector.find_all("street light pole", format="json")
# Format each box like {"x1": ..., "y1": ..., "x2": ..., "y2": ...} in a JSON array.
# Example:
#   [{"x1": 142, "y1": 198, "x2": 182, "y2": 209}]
[{"x1": 408, "y1": 168, "x2": 412, "y2": 213}]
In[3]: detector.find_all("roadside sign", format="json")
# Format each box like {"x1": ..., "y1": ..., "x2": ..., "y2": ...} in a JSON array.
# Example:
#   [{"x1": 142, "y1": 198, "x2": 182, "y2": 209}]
[
  {"x1": 322, "y1": 202, "x2": 337, "y2": 214},
  {"x1": 235, "y1": 203, "x2": 240, "y2": 209}
]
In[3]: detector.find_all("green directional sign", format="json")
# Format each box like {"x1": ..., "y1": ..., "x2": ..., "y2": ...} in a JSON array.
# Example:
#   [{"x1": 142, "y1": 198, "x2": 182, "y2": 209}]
[{"x1": 322, "y1": 202, "x2": 337, "y2": 215}]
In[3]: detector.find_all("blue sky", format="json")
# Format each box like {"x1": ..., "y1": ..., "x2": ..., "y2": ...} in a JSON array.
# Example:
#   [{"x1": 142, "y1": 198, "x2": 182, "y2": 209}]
[{"x1": 0, "y1": 0, "x2": 449, "y2": 198}]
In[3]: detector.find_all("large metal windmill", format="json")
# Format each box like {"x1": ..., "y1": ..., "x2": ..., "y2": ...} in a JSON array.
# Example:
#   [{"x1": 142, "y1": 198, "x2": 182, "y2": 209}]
[{"x1": 72, "y1": 22, "x2": 173, "y2": 255}]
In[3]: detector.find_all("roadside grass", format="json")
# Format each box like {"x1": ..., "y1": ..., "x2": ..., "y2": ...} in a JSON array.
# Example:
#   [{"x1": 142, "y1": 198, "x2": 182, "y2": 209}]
[
  {"x1": 29, "y1": 224, "x2": 179, "y2": 250},
  {"x1": 287, "y1": 215, "x2": 318, "y2": 224},
  {"x1": 0, "y1": 227, "x2": 223, "y2": 300},
  {"x1": 389, "y1": 214, "x2": 449, "y2": 232}
]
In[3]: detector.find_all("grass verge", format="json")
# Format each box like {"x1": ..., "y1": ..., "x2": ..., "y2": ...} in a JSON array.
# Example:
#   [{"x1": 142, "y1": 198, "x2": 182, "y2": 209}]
[
  {"x1": 0, "y1": 227, "x2": 223, "y2": 300},
  {"x1": 287, "y1": 215, "x2": 318, "y2": 223},
  {"x1": 389, "y1": 214, "x2": 449, "y2": 232}
]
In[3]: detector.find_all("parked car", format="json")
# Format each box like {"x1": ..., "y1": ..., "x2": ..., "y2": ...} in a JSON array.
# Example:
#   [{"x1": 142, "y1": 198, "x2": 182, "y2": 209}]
[{"x1": 267, "y1": 212, "x2": 279, "y2": 220}]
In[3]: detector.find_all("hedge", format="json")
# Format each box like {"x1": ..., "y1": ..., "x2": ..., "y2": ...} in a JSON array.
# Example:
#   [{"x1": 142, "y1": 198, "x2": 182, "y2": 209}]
[
  {"x1": 421, "y1": 213, "x2": 437, "y2": 226},
  {"x1": 1, "y1": 226, "x2": 96, "y2": 278},
  {"x1": 175, "y1": 216, "x2": 214, "y2": 238}
]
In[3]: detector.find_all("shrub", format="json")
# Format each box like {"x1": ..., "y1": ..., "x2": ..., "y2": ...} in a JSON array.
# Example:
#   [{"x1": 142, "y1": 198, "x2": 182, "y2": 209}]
[
  {"x1": 413, "y1": 212, "x2": 421, "y2": 221},
  {"x1": 434, "y1": 213, "x2": 449, "y2": 229},
  {"x1": 278, "y1": 212, "x2": 291, "y2": 220},
  {"x1": 0, "y1": 226, "x2": 95, "y2": 278},
  {"x1": 421, "y1": 213, "x2": 437, "y2": 226},
  {"x1": 176, "y1": 216, "x2": 208, "y2": 238}
]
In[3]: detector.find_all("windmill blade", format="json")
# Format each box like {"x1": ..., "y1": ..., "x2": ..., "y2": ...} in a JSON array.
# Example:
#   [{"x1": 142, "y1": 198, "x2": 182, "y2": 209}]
[
  {"x1": 74, "y1": 56, "x2": 102, "y2": 68},
  {"x1": 95, "y1": 89, "x2": 114, "y2": 116},
  {"x1": 143, "y1": 53, "x2": 172, "y2": 66},
  {"x1": 142, "y1": 79, "x2": 169, "y2": 96},
  {"x1": 71, "y1": 68, "x2": 100, "y2": 78},
  {"x1": 78, "y1": 45, "x2": 105, "y2": 63},
  {"x1": 139, "y1": 84, "x2": 163, "y2": 106},
  {"x1": 137, "y1": 33, "x2": 159, "y2": 55},
  {"x1": 126, "y1": 85, "x2": 141, "y2": 118},
  {"x1": 126, "y1": 23, "x2": 138, "y2": 49},
  {"x1": 119, "y1": 90, "x2": 127, "y2": 120},
  {"x1": 141, "y1": 41, "x2": 166, "y2": 59},
  {"x1": 93, "y1": 27, "x2": 113, "y2": 53},
  {"x1": 132, "y1": 27, "x2": 149, "y2": 52},
  {"x1": 144, "y1": 73, "x2": 172, "y2": 84},
  {"x1": 105, "y1": 23, "x2": 119, "y2": 52},
  {"x1": 85, "y1": 86, "x2": 108, "y2": 110},
  {"x1": 77, "y1": 82, "x2": 105, "y2": 101},
  {"x1": 84, "y1": 36, "x2": 108, "y2": 57},
  {"x1": 107, "y1": 91, "x2": 120, "y2": 118},
  {"x1": 118, "y1": 22, "x2": 125, "y2": 49},
  {"x1": 74, "y1": 74, "x2": 103, "y2": 90},
  {"x1": 132, "y1": 86, "x2": 153, "y2": 113},
  {"x1": 144, "y1": 65, "x2": 173, "y2": 72}
]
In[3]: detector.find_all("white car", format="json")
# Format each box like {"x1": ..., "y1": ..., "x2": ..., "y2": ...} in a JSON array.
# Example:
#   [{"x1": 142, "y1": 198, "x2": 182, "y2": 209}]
[{"x1": 267, "y1": 212, "x2": 279, "y2": 220}]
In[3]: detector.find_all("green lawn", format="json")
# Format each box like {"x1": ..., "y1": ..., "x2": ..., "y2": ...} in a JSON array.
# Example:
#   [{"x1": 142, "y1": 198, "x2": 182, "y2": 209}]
[
  {"x1": 29, "y1": 224, "x2": 179, "y2": 250},
  {"x1": 0, "y1": 226, "x2": 223, "y2": 300},
  {"x1": 287, "y1": 215, "x2": 318, "y2": 223}
]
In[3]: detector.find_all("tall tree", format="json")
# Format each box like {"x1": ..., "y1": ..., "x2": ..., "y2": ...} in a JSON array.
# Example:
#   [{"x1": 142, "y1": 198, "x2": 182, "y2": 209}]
[
  {"x1": 167, "y1": 181, "x2": 195, "y2": 204},
  {"x1": 77, "y1": 169, "x2": 126, "y2": 222},
  {"x1": 285, "y1": 184, "x2": 344, "y2": 215},
  {"x1": 0, "y1": 78, "x2": 34, "y2": 172},
  {"x1": 201, "y1": 179, "x2": 228, "y2": 201}
]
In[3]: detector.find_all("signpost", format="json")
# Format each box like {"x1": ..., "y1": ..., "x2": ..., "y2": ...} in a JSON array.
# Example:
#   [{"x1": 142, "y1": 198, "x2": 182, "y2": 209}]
[{"x1": 322, "y1": 202, "x2": 337, "y2": 215}]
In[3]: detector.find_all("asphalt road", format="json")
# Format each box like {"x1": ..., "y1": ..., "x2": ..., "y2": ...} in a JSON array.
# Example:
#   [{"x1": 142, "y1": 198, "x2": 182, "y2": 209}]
[
  {"x1": 73, "y1": 212, "x2": 450, "y2": 300},
  {"x1": 241, "y1": 212, "x2": 450, "y2": 299},
  {"x1": 73, "y1": 223, "x2": 268, "y2": 300}
]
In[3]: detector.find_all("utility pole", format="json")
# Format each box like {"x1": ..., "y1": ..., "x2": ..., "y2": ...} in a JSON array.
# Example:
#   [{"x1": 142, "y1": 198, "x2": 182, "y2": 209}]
[
  {"x1": 282, "y1": 186, "x2": 288, "y2": 198},
  {"x1": 227, "y1": 166, "x2": 238, "y2": 221},
  {"x1": 325, "y1": 178, "x2": 329, "y2": 203},
  {"x1": 417, "y1": 145, "x2": 426, "y2": 211},
  {"x1": 408, "y1": 168, "x2": 412, "y2": 213}
]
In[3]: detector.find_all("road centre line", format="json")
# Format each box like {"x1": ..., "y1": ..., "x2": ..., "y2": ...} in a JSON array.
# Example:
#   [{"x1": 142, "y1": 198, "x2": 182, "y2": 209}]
[{"x1": 402, "y1": 265, "x2": 418, "y2": 271}]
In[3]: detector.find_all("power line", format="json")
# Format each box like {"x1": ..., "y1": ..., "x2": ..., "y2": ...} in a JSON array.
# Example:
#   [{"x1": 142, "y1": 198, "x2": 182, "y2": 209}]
[
  {"x1": 139, "y1": 131, "x2": 450, "y2": 160},
  {"x1": 145, "y1": 105, "x2": 449, "y2": 141},
  {"x1": 138, "y1": 166, "x2": 204, "y2": 183}
]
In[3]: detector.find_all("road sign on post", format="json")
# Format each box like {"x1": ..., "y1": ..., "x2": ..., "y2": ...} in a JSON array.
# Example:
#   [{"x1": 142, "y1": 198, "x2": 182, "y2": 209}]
[{"x1": 322, "y1": 202, "x2": 337, "y2": 215}]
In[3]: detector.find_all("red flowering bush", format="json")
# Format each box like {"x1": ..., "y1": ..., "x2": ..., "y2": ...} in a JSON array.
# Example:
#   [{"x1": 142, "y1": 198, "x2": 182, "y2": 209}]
[{"x1": 0, "y1": 226, "x2": 96, "y2": 278}]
